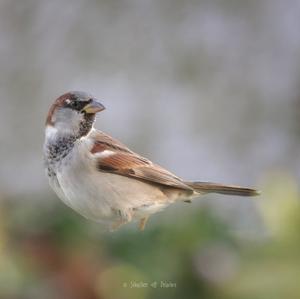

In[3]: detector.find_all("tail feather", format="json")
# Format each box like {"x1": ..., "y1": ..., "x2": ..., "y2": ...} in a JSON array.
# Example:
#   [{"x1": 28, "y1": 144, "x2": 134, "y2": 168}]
[{"x1": 186, "y1": 182, "x2": 260, "y2": 197}]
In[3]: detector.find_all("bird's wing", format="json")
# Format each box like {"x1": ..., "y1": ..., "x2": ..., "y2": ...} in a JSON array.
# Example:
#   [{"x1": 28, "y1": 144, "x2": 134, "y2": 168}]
[{"x1": 89, "y1": 130, "x2": 193, "y2": 191}]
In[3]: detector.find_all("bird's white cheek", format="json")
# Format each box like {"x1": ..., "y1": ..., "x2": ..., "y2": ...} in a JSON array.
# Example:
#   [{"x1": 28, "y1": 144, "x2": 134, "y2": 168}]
[{"x1": 45, "y1": 125, "x2": 58, "y2": 139}]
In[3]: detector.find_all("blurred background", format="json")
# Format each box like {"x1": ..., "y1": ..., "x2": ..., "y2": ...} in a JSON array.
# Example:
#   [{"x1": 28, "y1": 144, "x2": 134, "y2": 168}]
[{"x1": 0, "y1": 0, "x2": 300, "y2": 298}]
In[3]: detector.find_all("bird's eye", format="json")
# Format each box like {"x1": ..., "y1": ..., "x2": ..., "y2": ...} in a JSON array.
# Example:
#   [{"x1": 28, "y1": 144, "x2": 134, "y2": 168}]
[{"x1": 72, "y1": 101, "x2": 81, "y2": 109}]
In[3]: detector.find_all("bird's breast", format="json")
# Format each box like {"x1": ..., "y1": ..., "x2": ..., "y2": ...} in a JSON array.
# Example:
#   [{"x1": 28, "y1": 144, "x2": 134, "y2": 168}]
[{"x1": 53, "y1": 143, "x2": 168, "y2": 223}]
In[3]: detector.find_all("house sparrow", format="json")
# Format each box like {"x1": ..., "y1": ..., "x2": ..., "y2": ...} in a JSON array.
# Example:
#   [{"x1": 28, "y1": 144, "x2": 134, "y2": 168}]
[{"x1": 44, "y1": 91, "x2": 259, "y2": 231}]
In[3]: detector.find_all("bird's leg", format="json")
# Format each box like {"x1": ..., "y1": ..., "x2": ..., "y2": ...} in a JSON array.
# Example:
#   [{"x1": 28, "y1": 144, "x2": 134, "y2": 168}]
[
  {"x1": 110, "y1": 209, "x2": 132, "y2": 231},
  {"x1": 139, "y1": 217, "x2": 149, "y2": 231}
]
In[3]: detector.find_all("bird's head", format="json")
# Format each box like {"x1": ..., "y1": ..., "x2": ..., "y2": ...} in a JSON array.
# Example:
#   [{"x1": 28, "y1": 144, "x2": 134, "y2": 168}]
[{"x1": 45, "y1": 91, "x2": 105, "y2": 139}]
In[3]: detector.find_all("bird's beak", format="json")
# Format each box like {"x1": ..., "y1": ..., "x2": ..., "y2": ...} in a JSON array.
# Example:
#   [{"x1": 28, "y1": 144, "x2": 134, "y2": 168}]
[{"x1": 82, "y1": 100, "x2": 105, "y2": 114}]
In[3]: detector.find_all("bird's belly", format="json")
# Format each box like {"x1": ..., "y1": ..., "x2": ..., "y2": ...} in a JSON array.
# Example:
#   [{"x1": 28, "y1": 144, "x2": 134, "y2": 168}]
[{"x1": 56, "y1": 166, "x2": 169, "y2": 224}]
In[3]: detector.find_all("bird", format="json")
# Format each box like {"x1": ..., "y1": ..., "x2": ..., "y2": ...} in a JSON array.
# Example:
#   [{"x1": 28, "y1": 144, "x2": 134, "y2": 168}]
[{"x1": 44, "y1": 91, "x2": 259, "y2": 231}]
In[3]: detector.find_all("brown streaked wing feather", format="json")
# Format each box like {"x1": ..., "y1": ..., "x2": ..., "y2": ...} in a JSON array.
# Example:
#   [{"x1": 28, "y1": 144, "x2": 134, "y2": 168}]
[
  {"x1": 90, "y1": 130, "x2": 133, "y2": 153},
  {"x1": 89, "y1": 130, "x2": 192, "y2": 191}
]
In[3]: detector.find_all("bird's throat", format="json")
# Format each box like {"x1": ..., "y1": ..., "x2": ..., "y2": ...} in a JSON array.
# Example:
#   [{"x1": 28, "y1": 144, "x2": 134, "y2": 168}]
[
  {"x1": 44, "y1": 113, "x2": 95, "y2": 177},
  {"x1": 44, "y1": 133, "x2": 77, "y2": 178}
]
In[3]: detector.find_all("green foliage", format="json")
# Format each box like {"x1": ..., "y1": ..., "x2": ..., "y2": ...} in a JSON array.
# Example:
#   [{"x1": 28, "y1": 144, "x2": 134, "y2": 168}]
[{"x1": 1, "y1": 173, "x2": 299, "y2": 299}]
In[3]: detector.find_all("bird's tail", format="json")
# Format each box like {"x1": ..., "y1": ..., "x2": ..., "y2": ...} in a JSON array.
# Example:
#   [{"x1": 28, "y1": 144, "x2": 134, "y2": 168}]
[{"x1": 185, "y1": 181, "x2": 260, "y2": 197}]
